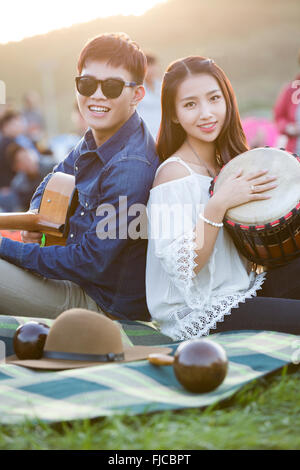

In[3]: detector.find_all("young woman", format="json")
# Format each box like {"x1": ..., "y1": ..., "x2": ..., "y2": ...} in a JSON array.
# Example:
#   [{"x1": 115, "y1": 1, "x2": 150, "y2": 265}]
[{"x1": 146, "y1": 56, "x2": 300, "y2": 341}]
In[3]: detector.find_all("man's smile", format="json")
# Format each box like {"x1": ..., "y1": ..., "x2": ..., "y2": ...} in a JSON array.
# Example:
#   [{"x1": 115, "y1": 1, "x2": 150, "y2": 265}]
[{"x1": 88, "y1": 105, "x2": 111, "y2": 114}]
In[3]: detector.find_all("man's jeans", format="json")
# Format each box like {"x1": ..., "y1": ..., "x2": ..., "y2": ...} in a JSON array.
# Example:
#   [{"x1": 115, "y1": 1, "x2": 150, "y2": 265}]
[{"x1": 0, "y1": 258, "x2": 105, "y2": 319}]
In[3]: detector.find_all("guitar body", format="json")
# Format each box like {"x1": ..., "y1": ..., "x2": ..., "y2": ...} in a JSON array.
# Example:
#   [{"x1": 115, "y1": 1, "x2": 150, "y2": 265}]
[
  {"x1": 38, "y1": 172, "x2": 77, "y2": 246},
  {"x1": 0, "y1": 172, "x2": 77, "y2": 246}
]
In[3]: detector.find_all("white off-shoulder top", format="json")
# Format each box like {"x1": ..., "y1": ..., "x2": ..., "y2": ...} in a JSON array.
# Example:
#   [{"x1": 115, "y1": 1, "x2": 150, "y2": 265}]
[{"x1": 146, "y1": 156, "x2": 266, "y2": 340}]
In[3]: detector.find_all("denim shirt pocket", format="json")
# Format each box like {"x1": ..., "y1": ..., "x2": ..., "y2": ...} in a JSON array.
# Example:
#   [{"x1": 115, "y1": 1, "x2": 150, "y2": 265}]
[{"x1": 78, "y1": 191, "x2": 102, "y2": 211}]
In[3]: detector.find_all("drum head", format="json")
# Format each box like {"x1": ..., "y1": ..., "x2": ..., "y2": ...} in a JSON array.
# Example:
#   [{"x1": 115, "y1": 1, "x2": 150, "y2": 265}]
[{"x1": 214, "y1": 147, "x2": 300, "y2": 225}]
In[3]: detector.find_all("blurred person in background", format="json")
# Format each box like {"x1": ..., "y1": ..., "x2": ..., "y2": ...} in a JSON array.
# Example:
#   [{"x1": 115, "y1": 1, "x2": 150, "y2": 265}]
[
  {"x1": 138, "y1": 52, "x2": 162, "y2": 139},
  {"x1": 242, "y1": 116, "x2": 280, "y2": 149},
  {"x1": 0, "y1": 110, "x2": 25, "y2": 188},
  {"x1": 0, "y1": 103, "x2": 13, "y2": 135},
  {"x1": 0, "y1": 110, "x2": 39, "y2": 188},
  {"x1": 22, "y1": 90, "x2": 45, "y2": 144},
  {"x1": 0, "y1": 143, "x2": 54, "y2": 212},
  {"x1": 0, "y1": 98, "x2": 16, "y2": 121},
  {"x1": 274, "y1": 48, "x2": 300, "y2": 155},
  {"x1": 0, "y1": 106, "x2": 5, "y2": 144}
]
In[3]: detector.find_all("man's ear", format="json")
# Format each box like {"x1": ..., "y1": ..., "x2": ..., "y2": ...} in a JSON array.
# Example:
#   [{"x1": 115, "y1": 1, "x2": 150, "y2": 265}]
[{"x1": 131, "y1": 85, "x2": 145, "y2": 106}]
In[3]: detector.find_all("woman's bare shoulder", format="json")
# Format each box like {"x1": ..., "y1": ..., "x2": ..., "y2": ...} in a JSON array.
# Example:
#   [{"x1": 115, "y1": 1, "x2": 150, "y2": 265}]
[{"x1": 152, "y1": 157, "x2": 191, "y2": 188}]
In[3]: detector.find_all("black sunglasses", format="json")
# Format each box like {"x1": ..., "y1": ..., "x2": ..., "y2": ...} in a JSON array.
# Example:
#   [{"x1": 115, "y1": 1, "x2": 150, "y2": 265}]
[{"x1": 75, "y1": 75, "x2": 138, "y2": 99}]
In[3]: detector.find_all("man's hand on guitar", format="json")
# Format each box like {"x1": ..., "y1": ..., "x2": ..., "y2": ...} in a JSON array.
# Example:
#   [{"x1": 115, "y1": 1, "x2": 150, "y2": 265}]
[
  {"x1": 21, "y1": 231, "x2": 43, "y2": 244},
  {"x1": 0, "y1": 175, "x2": 75, "y2": 247},
  {"x1": 21, "y1": 210, "x2": 42, "y2": 244}
]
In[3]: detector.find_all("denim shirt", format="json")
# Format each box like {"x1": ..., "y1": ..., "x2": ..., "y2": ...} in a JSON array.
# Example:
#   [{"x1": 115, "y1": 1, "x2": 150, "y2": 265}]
[{"x1": 0, "y1": 112, "x2": 159, "y2": 321}]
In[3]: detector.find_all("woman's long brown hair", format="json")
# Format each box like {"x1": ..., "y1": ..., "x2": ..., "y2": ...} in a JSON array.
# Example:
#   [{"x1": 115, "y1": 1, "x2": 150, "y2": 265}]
[{"x1": 156, "y1": 56, "x2": 248, "y2": 163}]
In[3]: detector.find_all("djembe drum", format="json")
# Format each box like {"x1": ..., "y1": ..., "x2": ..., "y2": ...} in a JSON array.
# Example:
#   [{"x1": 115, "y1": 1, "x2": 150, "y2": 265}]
[{"x1": 211, "y1": 147, "x2": 300, "y2": 268}]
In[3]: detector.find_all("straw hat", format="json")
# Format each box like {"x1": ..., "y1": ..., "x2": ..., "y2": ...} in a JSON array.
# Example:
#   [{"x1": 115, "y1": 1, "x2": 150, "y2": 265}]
[{"x1": 7, "y1": 308, "x2": 172, "y2": 370}]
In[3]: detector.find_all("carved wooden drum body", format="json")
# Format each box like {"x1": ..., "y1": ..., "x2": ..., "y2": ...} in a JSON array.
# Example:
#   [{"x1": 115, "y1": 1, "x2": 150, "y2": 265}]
[{"x1": 212, "y1": 147, "x2": 300, "y2": 267}]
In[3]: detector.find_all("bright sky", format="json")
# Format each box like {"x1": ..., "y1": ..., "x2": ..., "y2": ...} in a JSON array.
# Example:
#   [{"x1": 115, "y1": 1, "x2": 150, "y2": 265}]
[{"x1": 0, "y1": 0, "x2": 167, "y2": 44}]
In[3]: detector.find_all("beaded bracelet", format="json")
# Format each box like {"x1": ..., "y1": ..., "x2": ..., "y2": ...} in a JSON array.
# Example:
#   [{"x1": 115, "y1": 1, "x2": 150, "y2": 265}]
[{"x1": 198, "y1": 212, "x2": 223, "y2": 228}]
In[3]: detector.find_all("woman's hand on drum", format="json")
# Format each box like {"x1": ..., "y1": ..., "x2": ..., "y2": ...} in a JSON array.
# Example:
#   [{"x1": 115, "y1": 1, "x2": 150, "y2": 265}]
[{"x1": 213, "y1": 169, "x2": 277, "y2": 211}]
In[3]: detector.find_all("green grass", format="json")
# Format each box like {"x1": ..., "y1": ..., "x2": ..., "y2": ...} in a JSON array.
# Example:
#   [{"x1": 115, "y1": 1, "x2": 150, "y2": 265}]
[{"x1": 1, "y1": 366, "x2": 300, "y2": 450}]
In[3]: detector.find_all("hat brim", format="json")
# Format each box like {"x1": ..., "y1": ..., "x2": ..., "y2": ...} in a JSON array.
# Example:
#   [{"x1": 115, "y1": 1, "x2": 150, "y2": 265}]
[{"x1": 6, "y1": 345, "x2": 172, "y2": 370}]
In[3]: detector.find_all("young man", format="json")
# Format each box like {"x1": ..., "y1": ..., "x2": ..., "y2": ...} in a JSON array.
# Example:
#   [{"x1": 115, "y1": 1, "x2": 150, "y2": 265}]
[{"x1": 0, "y1": 33, "x2": 159, "y2": 321}]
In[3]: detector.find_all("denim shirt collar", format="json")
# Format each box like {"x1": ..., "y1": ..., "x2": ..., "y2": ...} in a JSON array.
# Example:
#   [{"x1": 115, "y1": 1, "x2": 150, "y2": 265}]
[{"x1": 80, "y1": 111, "x2": 141, "y2": 165}]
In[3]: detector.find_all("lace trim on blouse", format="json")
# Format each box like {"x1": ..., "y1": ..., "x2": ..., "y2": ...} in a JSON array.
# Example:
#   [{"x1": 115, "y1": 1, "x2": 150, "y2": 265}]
[
  {"x1": 160, "y1": 226, "x2": 218, "y2": 308},
  {"x1": 156, "y1": 226, "x2": 266, "y2": 341},
  {"x1": 161, "y1": 273, "x2": 266, "y2": 340},
  {"x1": 169, "y1": 228, "x2": 198, "y2": 289}
]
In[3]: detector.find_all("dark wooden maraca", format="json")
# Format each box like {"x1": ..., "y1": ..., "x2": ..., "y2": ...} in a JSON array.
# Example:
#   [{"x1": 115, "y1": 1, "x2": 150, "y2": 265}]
[
  {"x1": 148, "y1": 339, "x2": 228, "y2": 393},
  {"x1": 13, "y1": 321, "x2": 50, "y2": 360}
]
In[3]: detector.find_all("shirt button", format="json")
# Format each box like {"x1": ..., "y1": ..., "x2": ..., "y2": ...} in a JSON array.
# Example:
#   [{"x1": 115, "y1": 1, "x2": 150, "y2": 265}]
[
  {"x1": 75, "y1": 166, "x2": 78, "y2": 171},
  {"x1": 80, "y1": 211, "x2": 84, "y2": 216},
  {"x1": 70, "y1": 233, "x2": 74, "y2": 238},
  {"x1": 85, "y1": 203, "x2": 88, "y2": 207}
]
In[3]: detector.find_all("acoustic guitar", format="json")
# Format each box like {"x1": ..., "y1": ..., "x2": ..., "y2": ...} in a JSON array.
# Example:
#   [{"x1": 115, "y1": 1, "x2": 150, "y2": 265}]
[{"x1": 0, "y1": 172, "x2": 77, "y2": 246}]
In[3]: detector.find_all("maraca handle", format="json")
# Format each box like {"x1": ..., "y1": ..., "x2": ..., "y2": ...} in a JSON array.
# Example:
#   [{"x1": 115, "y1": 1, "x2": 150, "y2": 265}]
[{"x1": 148, "y1": 353, "x2": 174, "y2": 366}]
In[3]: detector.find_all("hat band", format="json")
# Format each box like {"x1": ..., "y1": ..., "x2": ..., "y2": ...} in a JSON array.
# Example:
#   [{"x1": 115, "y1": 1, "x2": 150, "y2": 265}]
[{"x1": 43, "y1": 350, "x2": 125, "y2": 362}]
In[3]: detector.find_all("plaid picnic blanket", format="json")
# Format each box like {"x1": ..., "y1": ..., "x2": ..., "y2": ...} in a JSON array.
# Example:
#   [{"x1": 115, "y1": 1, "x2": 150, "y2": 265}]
[{"x1": 0, "y1": 315, "x2": 298, "y2": 424}]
